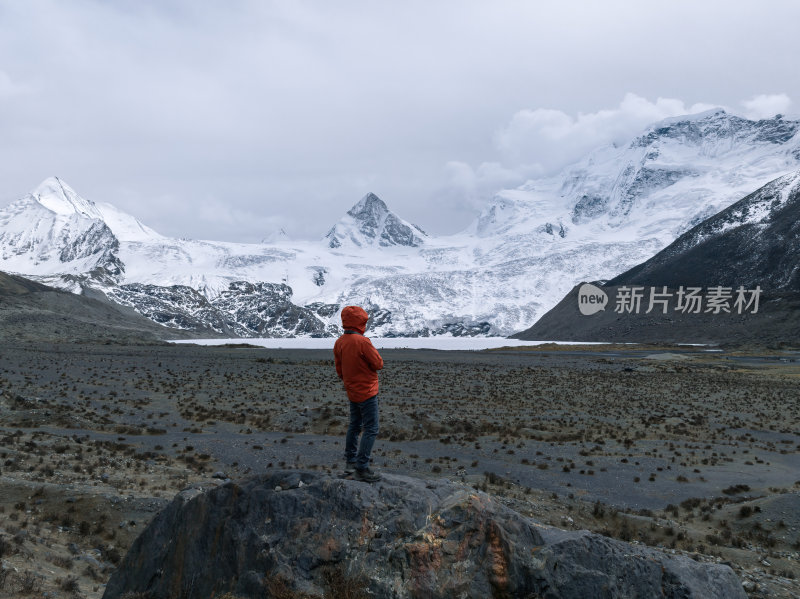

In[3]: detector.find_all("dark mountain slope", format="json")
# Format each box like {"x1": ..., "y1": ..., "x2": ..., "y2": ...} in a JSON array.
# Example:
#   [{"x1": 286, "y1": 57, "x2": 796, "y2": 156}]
[
  {"x1": 0, "y1": 271, "x2": 52, "y2": 295},
  {"x1": 511, "y1": 284, "x2": 800, "y2": 346},
  {"x1": 0, "y1": 271, "x2": 205, "y2": 344}
]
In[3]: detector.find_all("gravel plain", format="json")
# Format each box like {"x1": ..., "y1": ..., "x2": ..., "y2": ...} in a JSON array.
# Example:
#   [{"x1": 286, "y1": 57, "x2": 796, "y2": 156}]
[{"x1": 0, "y1": 341, "x2": 798, "y2": 598}]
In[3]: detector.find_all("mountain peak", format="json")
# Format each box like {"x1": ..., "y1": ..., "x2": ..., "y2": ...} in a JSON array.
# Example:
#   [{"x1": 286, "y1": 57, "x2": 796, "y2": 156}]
[
  {"x1": 0, "y1": 177, "x2": 122, "y2": 283},
  {"x1": 325, "y1": 193, "x2": 426, "y2": 249},
  {"x1": 351, "y1": 192, "x2": 385, "y2": 211},
  {"x1": 346, "y1": 192, "x2": 390, "y2": 224},
  {"x1": 30, "y1": 177, "x2": 102, "y2": 220}
]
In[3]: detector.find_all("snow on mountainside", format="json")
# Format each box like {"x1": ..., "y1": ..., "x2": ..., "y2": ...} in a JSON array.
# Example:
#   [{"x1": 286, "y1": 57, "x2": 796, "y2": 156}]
[
  {"x1": 476, "y1": 110, "x2": 800, "y2": 241},
  {"x1": 94, "y1": 202, "x2": 163, "y2": 243},
  {"x1": 1, "y1": 110, "x2": 799, "y2": 337},
  {"x1": 607, "y1": 168, "x2": 800, "y2": 291}
]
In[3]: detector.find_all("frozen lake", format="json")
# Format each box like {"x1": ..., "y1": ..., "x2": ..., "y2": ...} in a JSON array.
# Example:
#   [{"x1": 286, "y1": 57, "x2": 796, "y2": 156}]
[{"x1": 169, "y1": 337, "x2": 607, "y2": 351}]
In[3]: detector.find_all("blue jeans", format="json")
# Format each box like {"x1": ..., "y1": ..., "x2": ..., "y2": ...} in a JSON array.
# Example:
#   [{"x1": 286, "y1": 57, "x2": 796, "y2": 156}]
[{"x1": 345, "y1": 394, "x2": 379, "y2": 470}]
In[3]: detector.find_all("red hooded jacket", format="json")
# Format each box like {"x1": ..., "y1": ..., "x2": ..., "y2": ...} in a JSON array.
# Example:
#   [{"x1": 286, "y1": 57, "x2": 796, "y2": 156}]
[{"x1": 333, "y1": 306, "x2": 383, "y2": 402}]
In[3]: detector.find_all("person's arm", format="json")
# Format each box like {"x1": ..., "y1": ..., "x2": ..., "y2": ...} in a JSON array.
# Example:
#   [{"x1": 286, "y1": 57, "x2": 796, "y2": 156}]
[
  {"x1": 363, "y1": 340, "x2": 384, "y2": 371},
  {"x1": 333, "y1": 341, "x2": 343, "y2": 379}
]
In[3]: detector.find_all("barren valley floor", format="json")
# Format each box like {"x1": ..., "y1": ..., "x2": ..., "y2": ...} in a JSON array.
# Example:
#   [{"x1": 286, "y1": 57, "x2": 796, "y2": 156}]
[{"x1": 0, "y1": 342, "x2": 798, "y2": 598}]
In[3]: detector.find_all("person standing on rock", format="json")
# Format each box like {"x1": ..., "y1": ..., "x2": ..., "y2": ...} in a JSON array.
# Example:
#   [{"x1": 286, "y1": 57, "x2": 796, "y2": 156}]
[{"x1": 333, "y1": 305, "x2": 383, "y2": 482}]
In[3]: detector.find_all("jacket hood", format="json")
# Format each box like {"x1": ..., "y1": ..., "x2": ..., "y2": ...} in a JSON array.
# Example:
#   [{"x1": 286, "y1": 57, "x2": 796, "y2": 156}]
[{"x1": 341, "y1": 305, "x2": 369, "y2": 334}]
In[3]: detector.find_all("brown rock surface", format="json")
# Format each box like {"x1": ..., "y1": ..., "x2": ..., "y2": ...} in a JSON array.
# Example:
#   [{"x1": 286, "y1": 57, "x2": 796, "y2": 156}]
[{"x1": 103, "y1": 470, "x2": 746, "y2": 599}]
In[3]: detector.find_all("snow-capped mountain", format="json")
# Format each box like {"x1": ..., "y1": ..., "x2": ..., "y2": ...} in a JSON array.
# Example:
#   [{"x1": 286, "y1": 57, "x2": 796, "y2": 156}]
[
  {"x1": 324, "y1": 192, "x2": 427, "y2": 249},
  {"x1": 0, "y1": 177, "x2": 123, "y2": 290},
  {"x1": 1, "y1": 109, "x2": 799, "y2": 337},
  {"x1": 476, "y1": 110, "x2": 800, "y2": 241},
  {"x1": 513, "y1": 169, "x2": 800, "y2": 345}
]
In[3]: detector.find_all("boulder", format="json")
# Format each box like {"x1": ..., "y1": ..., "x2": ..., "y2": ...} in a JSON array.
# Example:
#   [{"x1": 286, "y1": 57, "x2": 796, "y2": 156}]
[{"x1": 103, "y1": 470, "x2": 746, "y2": 599}]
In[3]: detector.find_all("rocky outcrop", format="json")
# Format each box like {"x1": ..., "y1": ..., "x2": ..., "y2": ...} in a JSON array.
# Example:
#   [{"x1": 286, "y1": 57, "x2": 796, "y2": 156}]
[
  {"x1": 213, "y1": 281, "x2": 335, "y2": 337},
  {"x1": 108, "y1": 281, "x2": 337, "y2": 338},
  {"x1": 107, "y1": 283, "x2": 239, "y2": 335},
  {"x1": 103, "y1": 470, "x2": 745, "y2": 599}
]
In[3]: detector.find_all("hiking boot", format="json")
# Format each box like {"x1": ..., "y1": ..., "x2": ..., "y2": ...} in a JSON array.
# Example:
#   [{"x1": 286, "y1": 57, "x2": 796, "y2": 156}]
[
  {"x1": 344, "y1": 461, "x2": 358, "y2": 475},
  {"x1": 355, "y1": 467, "x2": 381, "y2": 483}
]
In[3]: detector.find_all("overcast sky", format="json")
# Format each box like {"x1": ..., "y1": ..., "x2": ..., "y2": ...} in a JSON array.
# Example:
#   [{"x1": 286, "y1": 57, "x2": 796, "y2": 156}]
[{"x1": 1, "y1": 1, "x2": 798, "y2": 242}]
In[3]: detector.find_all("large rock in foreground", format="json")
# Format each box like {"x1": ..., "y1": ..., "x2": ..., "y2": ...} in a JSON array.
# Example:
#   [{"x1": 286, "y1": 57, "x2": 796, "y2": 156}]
[{"x1": 103, "y1": 471, "x2": 745, "y2": 599}]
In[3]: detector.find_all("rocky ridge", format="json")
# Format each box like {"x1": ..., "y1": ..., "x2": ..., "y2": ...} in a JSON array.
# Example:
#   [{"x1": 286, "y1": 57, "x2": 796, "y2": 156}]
[{"x1": 107, "y1": 281, "x2": 337, "y2": 338}]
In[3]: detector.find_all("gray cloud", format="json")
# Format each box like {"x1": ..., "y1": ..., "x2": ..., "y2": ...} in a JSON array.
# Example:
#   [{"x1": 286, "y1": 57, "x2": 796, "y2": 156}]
[{"x1": 1, "y1": 0, "x2": 798, "y2": 242}]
